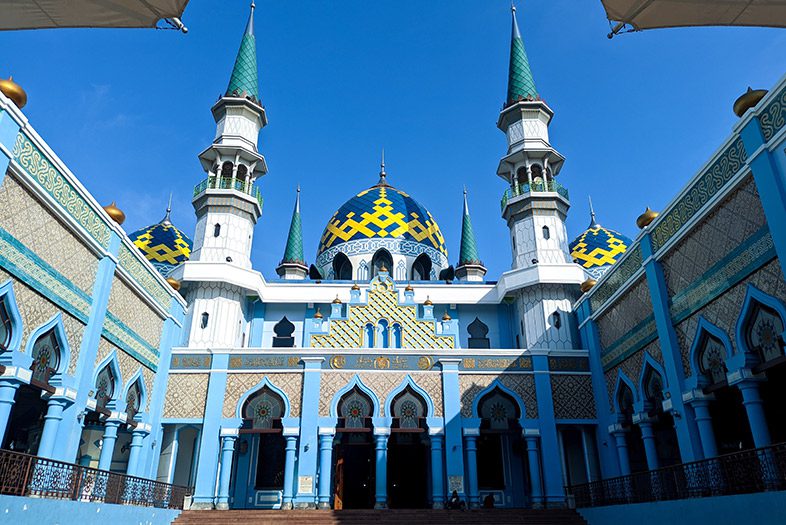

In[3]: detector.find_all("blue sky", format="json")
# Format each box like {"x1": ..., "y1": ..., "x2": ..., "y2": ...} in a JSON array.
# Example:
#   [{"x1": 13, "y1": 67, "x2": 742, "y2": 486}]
[{"x1": 3, "y1": 1, "x2": 785, "y2": 279}]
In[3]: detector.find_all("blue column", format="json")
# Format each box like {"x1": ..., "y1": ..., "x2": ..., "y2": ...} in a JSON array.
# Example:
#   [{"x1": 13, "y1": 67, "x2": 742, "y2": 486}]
[
  {"x1": 738, "y1": 113, "x2": 786, "y2": 277},
  {"x1": 463, "y1": 432, "x2": 479, "y2": 508},
  {"x1": 374, "y1": 433, "x2": 388, "y2": 509},
  {"x1": 37, "y1": 397, "x2": 70, "y2": 458},
  {"x1": 525, "y1": 433, "x2": 544, "y2": 509},
  {"x1": 167, "y1": 425, "x2": 181, "y2": 484},
  {"x1": 641, "y1": 234, "x2": 701, "y2": 462},
  {"x1": 192, "y1": 353, "x2": 230, "y2": 509},
  {"x1": 531, "y1": 353, "x2": 565, "y2": 506},
  {"x1": 283, "y1": 434, "x2": 298, "y2": 509},
  {"x1": 216, "y1": 434, "x2": 237, "y2": 510},
  {"x1": 294, "y1": 357, "x2": 323, "y2": 509},
  {"x1": 317, "y1": 431, "x2": 334, "y2": 509},
  {"x1": 125, "y1": 427, "x2": 148, "y2": 477},
  {"x1": 98, "y1": 418, "x2": 121, "y2": 471},
  {"x1": 611, "y1": 429, "x2": 631, "y2": 476},
  {"x1": 439, "y1": 358, "x2": 466, "y2": 498},
  {"x1": 738, "y1": 380, "x2": 772, "y2": 448},
  {"x1": 430, "y1": 432, "x2": 445, "y2": 509},
  {"x1": 691, "y1": 399, "x2": 718, "y2": 458},
  {"x1": 637, "y1": 419, "x2": 659, "y2": 470},
  {"x1": 0, "y1": 378, "x2": 20, "y2": 443}
]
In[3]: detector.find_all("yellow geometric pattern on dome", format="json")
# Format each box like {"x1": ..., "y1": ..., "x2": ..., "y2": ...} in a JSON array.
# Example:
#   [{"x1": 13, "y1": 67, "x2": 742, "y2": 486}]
[
  {"x1": 570, "y1": 226, "x2": 629, "y2": 269},
  {"x1": 310, "y1": 277, "x2": 454, "y2": 349},
  {"x1": 319, "y1": 186, "x2": 448, "y2": 256},
  {"x1": 133, "y1": 224, "x2": 192, "y2": 265}
]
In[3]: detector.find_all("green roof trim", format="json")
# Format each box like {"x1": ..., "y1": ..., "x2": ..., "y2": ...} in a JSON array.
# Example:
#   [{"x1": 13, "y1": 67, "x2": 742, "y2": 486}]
[
  {"x1": 226, "y1": 5, "x2": 259, "y2": 100},
  {"x1": 458, "y1": 190, "x2": 482, "y2": 266},
  {"x1": 282, "y1": 188, "x2": 305, "y2": 264},
  {"x1": 506, "y1": 6, "x2": 538, "y2": 104}
]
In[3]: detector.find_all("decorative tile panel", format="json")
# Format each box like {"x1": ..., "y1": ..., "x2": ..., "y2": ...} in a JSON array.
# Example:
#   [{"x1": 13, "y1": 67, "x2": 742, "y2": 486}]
[
  {"x1": 760, "y1": 82, "x2": 786, "y2": 142},
  {"x1": 318, "y1": 372, "x2": 443, "y2": 417},
  {"x1": 222, "y1": 373, "x2": 303, "y2": 418},
  {"x1": 96, "y1": 337, "x2": 155, "y2": 412},
  {"x1": 458, "y1": 374, "x2": 537, "y2": 419},
  {"x1": 117, "y1": 243, "x2": 173, "y2": 312},
  {"x1": 597, "y1": 277, "x2": 656, "y2": 370},
  {"x1": 589, "y1": 245, "x2": 643, "y2": 313},
  {"x1": 107, "y1": 275, "x2": 163, "y2": 349},
  {"x1": 163, "y1": 373, "x2": 209, "y2": 419},
  {"x1": 551, "y1": 375, "x2": 596, "y2": 420},
  {"x1": 11, "y1": 133, "x2": 111, "y2": 248}
]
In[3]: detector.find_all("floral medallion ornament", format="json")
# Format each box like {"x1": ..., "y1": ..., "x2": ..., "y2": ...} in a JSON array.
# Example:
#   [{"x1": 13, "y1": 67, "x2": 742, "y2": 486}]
[
  {"x1": 245, "y1": 388, "x2": 285, "y2": 429},
  {"x1": 490, "y1": 401, "x2": 508, "y2": 422},
  {"x1": 31, "y1": 330, "x2": 60, "y2": 384},
  {"x1": 340, "y1": 390, "x2": 372, "y2": 429}
]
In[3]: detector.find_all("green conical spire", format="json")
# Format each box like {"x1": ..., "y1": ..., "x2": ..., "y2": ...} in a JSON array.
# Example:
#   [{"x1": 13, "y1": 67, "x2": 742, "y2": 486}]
[
  {"x1": 282, "y1": 187, "x2": 305, "y2": 264},
  {"x1": 226, "y1": 3, "x2": 260, "y2": 101},
  {"x1": 506, "y1": 5, "x2": 538, "y2": 105},
  {"x1": 459, "y1": 188, "x2": 482, "y2": 265}
]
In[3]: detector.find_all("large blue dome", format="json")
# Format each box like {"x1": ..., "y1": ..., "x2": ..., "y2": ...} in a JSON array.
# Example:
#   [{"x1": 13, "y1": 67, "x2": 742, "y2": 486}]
[
  {"x1": 129, "y1": 211, "x2": 192, "y2": 278},
  {"x1": 570, "y1": 216, "x2": 631, "y2": 280}
]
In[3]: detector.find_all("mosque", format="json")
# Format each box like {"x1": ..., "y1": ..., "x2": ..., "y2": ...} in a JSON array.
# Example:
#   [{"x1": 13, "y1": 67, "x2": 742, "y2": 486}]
[{"x1": 0, "y1": 3, "x2": 785, "y2": 521}]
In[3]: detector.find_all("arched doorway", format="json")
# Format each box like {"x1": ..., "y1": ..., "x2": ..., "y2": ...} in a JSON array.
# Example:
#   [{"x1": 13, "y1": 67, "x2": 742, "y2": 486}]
[
  {"x1": 641, "y1": 366, "x2": 681, "y2": 467},
  {"x1": 233, "y1": 386, "x2": 287, "y2": 508},
  {"x1": 333, "y1": 387, "x2": 375, "y2": 509},
  {"x1": 616, "y1": 383, "x2": 648, "y2": 473},
  {"x1": 371, "y1": 250, "x2": 393, "y2": 278},
  {"x1": 411, "y1": 254, "x2": 431, "y2": 281},
  {"x1": 3, "y1": 327, "x2": 62, "y2": 454},
  {"x1": 387, "y1": 386, "x2": 429, "y2": 509},
  {"x1": 476, "y1": 388, "x2": 529, "y2": 508}
]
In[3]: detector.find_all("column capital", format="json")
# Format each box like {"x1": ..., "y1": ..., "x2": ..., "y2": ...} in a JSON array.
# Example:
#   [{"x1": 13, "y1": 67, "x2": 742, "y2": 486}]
[
  {"x1": 462, "y1": 427, "x2": 480, "y2": 437},
  {"x1": 682, "y1": 388, "x2": 714, "y2": 405},
  {"x1": 727, "y1": 368, "x2": 766, "y2": 387}
]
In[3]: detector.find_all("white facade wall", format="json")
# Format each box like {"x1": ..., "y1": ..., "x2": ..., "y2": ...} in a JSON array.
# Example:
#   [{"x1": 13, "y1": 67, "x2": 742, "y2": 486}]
[{"x1": 191, "y1": 209, "x2": 255, "y2": 269}]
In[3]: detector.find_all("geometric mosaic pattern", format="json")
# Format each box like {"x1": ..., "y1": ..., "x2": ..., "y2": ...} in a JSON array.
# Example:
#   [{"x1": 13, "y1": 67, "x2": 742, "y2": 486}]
[
  {"x1": 222, "y1": 373, "x2": 304, "y2": 418},
  {"x1": 317, "y1": 185, "x2": 448, "y2": 259},
  {"x1": 310, "y1": 277, "x2": 454, "y2": 349},
  {"x1": 458, "y1": 374, "x2": 538, "y2": 419},
  {"x1": 550, "y1": 374, "x2": 596, "y2": 420},
  {"x1": 570, "y1": 225, "x2": 631, "y2": 279},
  {"x1": 163, "y1": 373, "x2": 209, "y2": 419},
  {"x1": 130, "y1": 221, "x2": 192, "y2": 277}
]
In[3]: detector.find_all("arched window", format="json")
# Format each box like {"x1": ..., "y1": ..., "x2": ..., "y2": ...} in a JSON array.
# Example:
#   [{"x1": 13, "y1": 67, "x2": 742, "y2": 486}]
[
  {"x1": 392, "y1": 323, "x2": 402, "y2": 349},
  {"x1": 272, "y1": 317, "x2": 295, "y2": 348},
  {"x1": 371, "y1": 249, "x2": 393, "y2": 278},
  {"x1": 339, "y1": 388, "x2": 374, "y2": 429},
  {"x1": 698, "y1": 334, "x2": 728, "y2": 386},
  {"x1": 213, "y1": 223, "x2": 221, "y2": 237},
  {"x1": 0, "y1": 299, "x2": 12, "y2": 352},
  {"x1": 467, "y1": 317, "x2": 490, "y2": 349},
  {"x1": 744, "y1": 302, "x2": 785, "y2": 364},
  {"x1": 643, "y1": 367, "x2": 664, "y2": 406},
  {"x1": 333, "y1": 253, "x2": 353, "y2": 281},
  {"x1": 364, "y1": 323, "x2": 374, "y2": 348},
  {"x1": 411, "y1": 254, "x2": 432, "y2": 281},
  {"x1": 357, "y1": 260, "x2": 370, "y2": 281},
  {"x1": 236, "y1": 164, "x2": 248, "y2": 180},
  {"x1": 542, "y1": 225, "x2": 550, "y2": 240},
  {"x1": 551, "y1": 311, "x2": 562, "y2": 329},
  {"x1": 617, "y1": 383, "x2": 635, "y2": 422},
  {"x1": 221, "y1": 161, "x2": 234, "y2": 179},
  {"x1": 30, "y1": 329, "x2": 61, "y2": 385},
  {"x1": 395, "y1": 260, "x2": 407, "y2": 281},
  {"x1": 125, "y1": 379, "x2": 143, "y2": 421},
  {"x1": 392, "y1": 386, "x2": 427, "y2": 429},
  {"x1": 515, "y1": 167, "x2": 528, "y2": 187},
  {"x1": 95, "y1": 364, "x2": 116, "y2": 411},
  {"x1": 377, "y1": 319, "x2": 390, "y2": 349},
  {"x1": 478, "y1": 388, "x2": 520, "y2": 430},
  {"x1": 200, "y1": 312, "x2": 209, "y2": 329},
  {"x1": 531, "y1": 164, "x2": 543, "y2": 184},
  {"x1": 244, "y1": 387, "x2": 285, "y2": 430}
]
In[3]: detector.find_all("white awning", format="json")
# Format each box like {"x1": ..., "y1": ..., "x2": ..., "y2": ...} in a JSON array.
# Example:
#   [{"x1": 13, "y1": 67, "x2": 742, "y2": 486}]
[
  {"x1": 601, "y1": 0, "x2": 786, "y2": 36},
  {"x1": 0, "y1": 0, "x2": 190, "y2": 31}
]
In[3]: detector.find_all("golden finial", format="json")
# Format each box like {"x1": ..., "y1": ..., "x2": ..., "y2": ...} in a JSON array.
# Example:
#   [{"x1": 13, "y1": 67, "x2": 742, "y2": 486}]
[
  {"x1": 380, "y1": 264, "x2": 388, "y2": 272},
  {"x1": 103, "y1": 201, "x2": 126, "y2": 225},
  {"x1": 0, "y1": 76, "x2": 27, "y2": 109},
  {"x1": 636, "y1": 207, "x2": 659, "y2": 229},
  {"x1": 424, "y1": 296, "x2": 433, "y2": 306},
  {"x1": 314, "y1": 307, "x2": 323, "y2": 319},
  {"x1": 166, "y1": 277, "x2": 181, "y2": 291},
  {"x1": 442, "y1": 311, "x2": 452, "y2": 321},
  {"x1": 405, "y1": 283, "x2": 414, "y2": 292},
  {"x1": 580, "y1": 278, "x2": 597, "y2": 293},
  {"x1": 332, "y1": 294, "x2": 342, "y2": 304},
  {"x1": 733, "y1": 87, "x2": 768, "y2": 117},
  {"x1": 351, "y1": 282, "x2": 360, "y2": 291}
]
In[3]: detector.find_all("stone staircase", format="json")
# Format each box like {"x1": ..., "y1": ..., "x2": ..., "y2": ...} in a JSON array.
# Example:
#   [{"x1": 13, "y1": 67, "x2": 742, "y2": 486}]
[{"x1": 171, "y1": 508, "x2": 589, "y2": 525}]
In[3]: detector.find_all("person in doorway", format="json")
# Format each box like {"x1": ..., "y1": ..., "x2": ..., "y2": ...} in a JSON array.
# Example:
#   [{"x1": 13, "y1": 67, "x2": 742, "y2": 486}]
[
  {"x1": 446, "y1": 490, "x2": 466, "y2": 510},
  {"x1": 483, "y1": 494, "x2": 495, "y2": 508}
]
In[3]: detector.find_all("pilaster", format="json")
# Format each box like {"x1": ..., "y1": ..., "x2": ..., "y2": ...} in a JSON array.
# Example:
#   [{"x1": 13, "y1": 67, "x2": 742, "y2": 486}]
[
  {"x1": 293, "y1": 356, "x2": 323, "y2": 508},
  {"x1": 438, "y1": 358, "x2": 465, "y2": 498},
  {"x1": 531, "y1": 353, "x2": 564, "y2": 505}
]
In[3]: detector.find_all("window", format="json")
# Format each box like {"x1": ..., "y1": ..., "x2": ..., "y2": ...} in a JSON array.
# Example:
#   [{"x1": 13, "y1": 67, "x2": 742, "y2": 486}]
[
  {"x1": 31, "y1": 329, "x2": 61, "y2": 385},
  {"x1": 364, "y1": 323, "x2": 374, "y2": 348},
  {"x1": 200, "y1": 312, "x2": 209, "y2": 329},
  {"x1": 617, "y1": 384, "x2": 635, "y2": 421},
  {"x1": 377, "y1": 319, "x2": 390, "y2": 349},
  {"x1": 95, "y1": 364, "x2": 116, "y2": 410},
  {"x1": 0, "y1": 300, "x2": 11, "y2": 352},
  {"x1": 552, "y1": 311, "x2": 562, "y2": 329},
  {"x1": 213, "y1": 223, "x2": 221, "y2": 237},
  {"x1": 371, "y1": 249, "x2": 393, "y2": 278},
  {"x1": 357, "y1": 260, "x2": 370, "y2": 281},
  {"x1": 467, "y1": 317, "x2": 490, "y2": 349},
  {"x1": 332, "y1": 253, "x2": 353, "y2": 281},
  {"x1": 542, "y1": 225, "x2": 550, "y2": 240},
  {"x1": 272, "y1": 317, "x2": 295, "y2": 348},
  {"x1": 643, "y1": 367, "x2": 664, "y2": 405},
  {"x1": 411, "y1": 254, "x2": 432, "y2": 281},
  {"x1": 392, "y1": 323, "x2": 402, "y2": 349}
]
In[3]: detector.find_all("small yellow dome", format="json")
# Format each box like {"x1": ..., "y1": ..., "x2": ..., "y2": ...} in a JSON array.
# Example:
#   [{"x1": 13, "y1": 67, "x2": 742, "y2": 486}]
[
  {"x1": 103, "y1": 201, "x2": 126, "y2": 225},
  {"x1": 0, "y1": 76, "x2": 27, "y2": 109},
  {"x1": 424, "y1": 296, "x2": 433, "y2": 306},
  {"x1": 166, "y1": 277, "x2": 181, "y2": 291},
  {"x1": 351, "y1": 283, "x2": 360, "y2": 291},
  {"x1": 405, "y1": 283, "x2": 414, "y2": 292},
  {"x1": 314, "y1": 307, "x2": 323, "y2": 319},
  {"x1": 332, "y1": 295, "x2": 342, "y2": 304},
  {"x1": 580, "y1": 278, "x2": 597, "y2": 293},
  {"x1": 442, "y1": 311, "x2": 451, "y2": 321},
  {"x1": 733, "y1": 87, "x2": 767, "y2": 117},
  {"x1": 636, "y1": 207, "x2": 659, "y2": 229}
]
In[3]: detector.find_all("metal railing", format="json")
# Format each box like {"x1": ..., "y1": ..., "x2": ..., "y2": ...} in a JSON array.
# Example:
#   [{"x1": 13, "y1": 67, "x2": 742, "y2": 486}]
[
  {"x1": 500, "y1": 180, "x2": 569, "y2": 211},
  {"x1": 193, "y1": 176, "x2": 264, "y2": 210},
  {"x1": 567, "y1": 442, "x2": 786, "y2": 508},
  {"x1": 0, "y1": 448, "x2": 190, "y2": 510}
]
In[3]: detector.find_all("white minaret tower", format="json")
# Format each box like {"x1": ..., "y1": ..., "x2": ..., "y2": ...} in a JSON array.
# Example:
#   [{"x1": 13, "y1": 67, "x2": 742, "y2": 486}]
[
  {"x1": 497, "y1": 6, "x2": 583, "y2": 350},
  {"x1": 181, "y1": 4, "x2": 264, "y2": 348}
]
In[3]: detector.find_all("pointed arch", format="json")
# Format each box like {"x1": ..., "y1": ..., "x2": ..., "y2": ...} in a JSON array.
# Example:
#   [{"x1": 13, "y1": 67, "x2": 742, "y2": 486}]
[
  {"x1": 688, "y1": 316, "x2": 734, "y2": 388},
  {"x1": 471, "y1": 378, "x2": 527, "y2": 421},
  {"x1": 384, "y1": 375, "x2": 435, "y2": 418},
  {"x1": 411, "y1": 254, "x2": 432, "y2": 281},
  {"x1": 122, "y1": 368, "x2": 148, "y2": 420},
  {"x1": 639, "y1": 353, "x2": 668, "y2": 400},
  {"x1": 93, "y1": 350, "x2": 122, "y2": 410},
  {"x1": 24, "y1": 313, "x2": 71, "y2": 387},
  {"x1": 612, "y1": 371, "x2": 638, "y2": 414},
  {"x1": 235, "y1": 376, "x2": 292, "y2": 420},
  {"x1": 371, "y1": 249, "x2": 393, "y2": 277},
  {"x1": 329, "y1": 374, "x2": 381, "y2": 418},
  {"x1": 333, "y1": 253, "x2": 353, "y2": 281},
  {"x1": 0, "y1": 280, "x2": 23, "y2": 358},
  {"x1": 735, "y1": 284, "x2": 786, "y2": 364},
  {"x1": 272, "y1": 317, "x2": 295, "y2": 348}
]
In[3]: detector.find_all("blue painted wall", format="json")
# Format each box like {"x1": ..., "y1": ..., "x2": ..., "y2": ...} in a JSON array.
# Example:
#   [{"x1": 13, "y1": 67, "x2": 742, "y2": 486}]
[{"x1": 0, "y1": 495, "x2": 180, "y2": 525}]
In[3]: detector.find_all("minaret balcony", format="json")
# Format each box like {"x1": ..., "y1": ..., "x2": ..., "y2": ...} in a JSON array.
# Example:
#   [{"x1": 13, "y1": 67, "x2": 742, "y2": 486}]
[
  {"x1": 193, "y1": 176, "x2": 264, "y2": 211},
  {"x1": 500, "y1": 180, "x2": 569, "y2": 212}
]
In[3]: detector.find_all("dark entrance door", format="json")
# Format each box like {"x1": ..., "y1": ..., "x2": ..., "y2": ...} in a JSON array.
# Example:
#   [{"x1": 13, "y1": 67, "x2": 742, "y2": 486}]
[
  {"x1": 333, "y1": 432, "x2": 374, "y2": 509},
  {"x1": 2, "y1": 384, "x2": 47, "y2": 454},
  {"x1": 387, "y1": 432, "x2": 429, "y2": 508}
]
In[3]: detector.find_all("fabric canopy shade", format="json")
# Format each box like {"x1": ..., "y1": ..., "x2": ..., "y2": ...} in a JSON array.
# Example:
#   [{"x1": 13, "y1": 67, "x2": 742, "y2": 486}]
[
  {"x1": 601, "y1": 0, "x2": 786, "y2": 36},
  {"x1": 0, "y1": 0, "x2": 190, "y2": 31}
]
